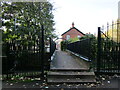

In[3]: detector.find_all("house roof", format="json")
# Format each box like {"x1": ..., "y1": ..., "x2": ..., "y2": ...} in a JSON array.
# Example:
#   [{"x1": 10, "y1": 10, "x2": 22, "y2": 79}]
[{"x1": 61, "y1": 27, "x2": 85, "y2": 36}]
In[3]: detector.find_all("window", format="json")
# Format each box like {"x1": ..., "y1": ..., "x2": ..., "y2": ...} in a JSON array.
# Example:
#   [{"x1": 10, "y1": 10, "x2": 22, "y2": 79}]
[
  {"x1": 77, "y1": 35, "x2": 81, "y2": 38},
  {"x1": 66, "y1": 35, "x2": 70, "y2": 40}
]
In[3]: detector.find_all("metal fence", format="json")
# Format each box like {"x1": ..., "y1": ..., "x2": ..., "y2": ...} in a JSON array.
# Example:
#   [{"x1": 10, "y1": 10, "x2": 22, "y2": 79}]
[
  {"x1": 67, "y1": 39, "x2": 92, "y2": 61},
  {"x1": 67, "y1": 20, "x2": 120, "y2": 74},
  {"x1": 97, "y1": 20, "x2": 120, "y2": 73},
  {"x1": 50, "y1": 38, "x2": 56, "y2": 57},
  {"x1": 2, "y1": 26, "x2": 56, "y2": 79}
]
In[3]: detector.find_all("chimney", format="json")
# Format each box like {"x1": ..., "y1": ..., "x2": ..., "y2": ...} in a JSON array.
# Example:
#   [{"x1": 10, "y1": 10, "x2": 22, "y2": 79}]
[{"x1": 72, "y1": 22, "x2": 74, "y2": 27}]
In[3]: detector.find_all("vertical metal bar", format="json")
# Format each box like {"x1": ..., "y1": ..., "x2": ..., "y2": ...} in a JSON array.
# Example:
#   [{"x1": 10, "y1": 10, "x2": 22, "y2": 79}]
[
  {"x1": 107, "y1": 23, "x2": 109, "y2": 72},
  {"x1": 49, "y1": 37, "x2": 52, "y2": 70},
  {"x1": 101, "y1": 24, "x2": 104, "y2": 70},
  {"x1": 6, "y1": 42, "x2": 9, "y2": 79},
  {"x1": 118, "y1": 19, "x2": 120, "y2": 73},
  {"x1": 41, "y1": 25, "x2": 44, "y2": 77},
  {"x1": 97, "y1": 27, "x2": 101, "y2": 73},
  {"x1": 49, "y1": 37, "x2": 52, "y2": 57},
  {"x1": 112, "y1": 21, "x2": 114, "y2": 41},
  {"x1": 107, "y1": 23, "x2": 109, "y2": 38},
  {"x1": 88, "y1": 38, "x2": 91, "y2": 61},
  {"x1": 117, "y1": 19, "x2": 119, "y2": 73},
  {"x1": 112, "y1": 21, "x2": 114, "y2": 72},
  {"x1": 117, "y1": 19, "x2": 119, "y2": 44},
  {"x1": 102, "y1": 25, "x2": 105, "y2": 72}
]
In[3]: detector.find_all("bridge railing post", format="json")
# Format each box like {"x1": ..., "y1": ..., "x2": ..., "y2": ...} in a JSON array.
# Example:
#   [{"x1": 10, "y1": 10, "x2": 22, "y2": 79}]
[
  {"x1": 97, "y1": 27, "x2": 101, "y2": 73},
  {"x1": 41, "y1": 25, "x2": 44, "y2": 78}
]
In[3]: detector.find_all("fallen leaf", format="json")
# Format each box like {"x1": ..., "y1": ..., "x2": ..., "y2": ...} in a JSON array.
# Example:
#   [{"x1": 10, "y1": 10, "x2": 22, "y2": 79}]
[
  {"x1": 31, "y1": 79, "x2": 34, "y2": 81},
  {"x1": 107, "y1": 81, "x2": 110, "y2": 84},
  {"x1": 19, "y1": 77, "x2": 24, "y2": 80},
  {"x1": 10, "y1": 83, "x2": 13, "y2": 86},
  {"x1": 6, "y1": 83, "x2": 8, "y2": 85},
  {"x1": 45, "y1": 86, "x2": 49, "y2": 88},
  {"x1": 67, "y1": 79, "x2": 70, "y2": 81},
  {"x1": 11, "y1": 78, "x2": 14, "y2": 80},
  {"x1": 56, "y1": 84, "x2": 60, "y2": 87},
  {"x1": 102, "y1": 78, "x2": 105, "y2": 81},
  {"x1": 23, "y1": 85, "x2": 26, "y2": 87},
  {"x1": 36, "y1": 83, "x2": 39, "y2": 85},
  {"x1": 102, "y1": 83, "x2": 104, "y2": 85}
]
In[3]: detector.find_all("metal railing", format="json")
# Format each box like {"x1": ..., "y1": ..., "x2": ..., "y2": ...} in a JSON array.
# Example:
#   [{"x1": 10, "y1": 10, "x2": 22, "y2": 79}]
[
  {"x1": 50, "y1": 38, "x2": 56, "y2": 57},
  {"x1": 67, "y1": 20, "x2": 120, "y2": 74},
  {"x1": 2, "y1": 25, "x2": 56, "y2": 79},
  {"x1": 97, "y1": 20, "x2": 120, "y2": 73},
  {"x1": 67, "y1": 39, "x2": 92, "y2": 61}
]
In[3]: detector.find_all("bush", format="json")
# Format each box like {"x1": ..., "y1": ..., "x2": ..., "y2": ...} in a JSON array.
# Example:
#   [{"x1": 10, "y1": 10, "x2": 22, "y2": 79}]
[{"x1": 61, "y1": 40, "x2": 70, "y2": 51}]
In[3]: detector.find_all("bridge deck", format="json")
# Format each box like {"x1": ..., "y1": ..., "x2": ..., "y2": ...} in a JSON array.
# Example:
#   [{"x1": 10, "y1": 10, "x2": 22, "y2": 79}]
[{"x1": 50, "y1": 50, "x2": 89, "y2": 70}]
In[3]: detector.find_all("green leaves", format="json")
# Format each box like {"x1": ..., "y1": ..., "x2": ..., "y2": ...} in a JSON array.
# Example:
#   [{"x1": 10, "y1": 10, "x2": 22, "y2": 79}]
[
  {"x1": 2, "y1": 2, "x2": 56, "y2": 43},
  {"x1": 79, "y1": 34, "x2": 96, "y2": 40}
]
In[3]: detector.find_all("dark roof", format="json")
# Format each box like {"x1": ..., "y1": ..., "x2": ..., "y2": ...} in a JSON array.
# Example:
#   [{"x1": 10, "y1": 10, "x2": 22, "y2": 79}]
[{"x1": 61, "y1": 27, "x2": 85, "y2": 36}]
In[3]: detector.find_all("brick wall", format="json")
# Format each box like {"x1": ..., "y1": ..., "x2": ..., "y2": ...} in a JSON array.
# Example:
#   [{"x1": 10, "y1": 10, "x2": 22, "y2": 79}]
[{"x1": 62, "y1": 28, "x2": 84, "y2": 40}]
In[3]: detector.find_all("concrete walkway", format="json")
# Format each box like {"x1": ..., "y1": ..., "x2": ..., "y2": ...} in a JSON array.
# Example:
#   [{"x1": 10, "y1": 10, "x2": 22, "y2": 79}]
[{"x1": 50, "y1": 50, "x2": 89, "y2": 70}]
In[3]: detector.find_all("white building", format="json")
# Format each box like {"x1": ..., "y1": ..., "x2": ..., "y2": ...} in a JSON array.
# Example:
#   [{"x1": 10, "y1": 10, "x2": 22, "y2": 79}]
[{"x1": 55, "y1": 39, "x2": 62, "y2": 50}]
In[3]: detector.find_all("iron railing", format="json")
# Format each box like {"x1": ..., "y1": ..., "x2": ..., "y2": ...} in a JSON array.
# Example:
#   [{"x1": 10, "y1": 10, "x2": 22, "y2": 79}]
[
  {"x1": 50, "y1": 38, "x2": 56, "y2": 57},
  {"x1": 97, "y1": 20, "x2": 120, "y2": 73},
  {"x1": 2, "y1": 25, "x2": 56, "y2": 79},
  {"x1": 67, "y1": 39, "x2": 92, "y2": 61},
  {"x1": 67, "y1": 20, "x2": 120, "y2": 74}
]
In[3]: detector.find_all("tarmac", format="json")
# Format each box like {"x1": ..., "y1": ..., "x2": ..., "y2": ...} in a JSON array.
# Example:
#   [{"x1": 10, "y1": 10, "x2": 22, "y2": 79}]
[{"x1": 50, "y1": 50, "x2": 89, "y2": 70}]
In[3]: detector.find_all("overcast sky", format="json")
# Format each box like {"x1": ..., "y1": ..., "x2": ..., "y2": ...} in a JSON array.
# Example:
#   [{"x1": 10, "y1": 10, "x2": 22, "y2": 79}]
[{"x1": 50, "y1": 0, "x2": 120, "y2": 37}]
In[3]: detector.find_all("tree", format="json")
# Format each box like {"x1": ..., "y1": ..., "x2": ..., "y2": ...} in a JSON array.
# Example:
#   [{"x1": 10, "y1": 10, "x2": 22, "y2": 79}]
[
  {"x1": 101, "y1": 20, "x2": 120, "y2": 42},
  {"x1": 61, "y1": 40, "x2": 70, "y2": 51},
  {"x1": 1, "y1": 2, "x2": 57, "y2": 71},
  {"x1": 1, "y1": 2, "x2": 56, "y2": 44}
]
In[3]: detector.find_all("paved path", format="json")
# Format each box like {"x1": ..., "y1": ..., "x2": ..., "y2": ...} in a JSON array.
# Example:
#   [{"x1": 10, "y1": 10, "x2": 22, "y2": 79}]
[{"x1": 50, "y1": 50, "x2": 89, "y2": 69}]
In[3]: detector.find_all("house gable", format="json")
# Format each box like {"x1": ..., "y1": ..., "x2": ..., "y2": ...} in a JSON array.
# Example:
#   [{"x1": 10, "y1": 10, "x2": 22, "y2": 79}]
[
  {"x1": 61, "y1": 23, "x2": 85, "y2": 40},
  {"x1": 61, "y1": 27, "x2": 85, "y2": 36}
]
